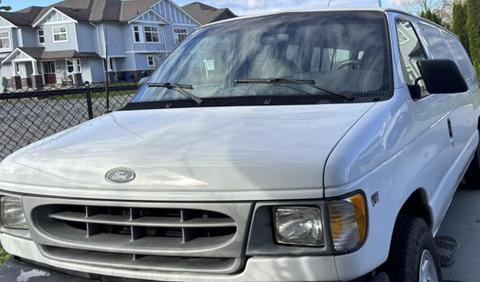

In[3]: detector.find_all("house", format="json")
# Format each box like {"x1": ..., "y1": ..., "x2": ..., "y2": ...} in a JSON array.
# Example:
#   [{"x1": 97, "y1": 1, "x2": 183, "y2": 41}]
[
  {"x1": 182, "y1": 2, "x2": 237, "y2": 25},
  {"x1": 0, "y1": 0, "x2": 200, "y2": 90}
]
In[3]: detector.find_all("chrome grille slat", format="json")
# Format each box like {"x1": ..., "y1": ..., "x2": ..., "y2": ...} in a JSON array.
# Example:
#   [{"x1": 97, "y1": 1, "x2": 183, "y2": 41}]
[
  {"x1": 41, "y1": 246, "x2": 243, "y2": 274},
  {"x1": 49, "y1": 211, "x2": 237, "y2": 228}
]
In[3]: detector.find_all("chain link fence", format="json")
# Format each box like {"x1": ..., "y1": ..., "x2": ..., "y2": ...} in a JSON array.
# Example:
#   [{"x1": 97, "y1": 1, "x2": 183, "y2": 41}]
[{"x1": 0, "y1": 84, "x2": 138, "y2": 161}]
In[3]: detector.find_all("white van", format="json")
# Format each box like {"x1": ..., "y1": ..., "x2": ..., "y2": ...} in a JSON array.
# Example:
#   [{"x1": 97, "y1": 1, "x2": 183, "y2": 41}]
[{"x1": 0, "y1": 8, "x2": 478, "y2": 282}]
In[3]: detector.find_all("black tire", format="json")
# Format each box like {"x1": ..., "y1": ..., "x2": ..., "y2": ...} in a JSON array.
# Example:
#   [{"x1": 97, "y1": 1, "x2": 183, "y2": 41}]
[
  {"x1": 386, "y1": 216, "x2": 442, "y2": 282},
  {"x1": 465, "y1": 148, "x2": 480, "y2": 186}
]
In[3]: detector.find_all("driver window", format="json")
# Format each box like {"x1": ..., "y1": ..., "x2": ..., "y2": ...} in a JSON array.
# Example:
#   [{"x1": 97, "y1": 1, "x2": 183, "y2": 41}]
[{"x1": 396, "y1": 20, "x2": 428, "y2": 98}]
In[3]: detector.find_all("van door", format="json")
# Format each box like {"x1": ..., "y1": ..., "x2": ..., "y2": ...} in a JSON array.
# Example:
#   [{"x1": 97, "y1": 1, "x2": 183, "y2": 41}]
[
  {"x1": 395, "y1": 18, "x2": 457, "y2": 230},
  {"x1": 443, "y1": 32, "x2": 478, "y2": 153},
  {"x1": 416, "y1": 22, "x2": 474, "y2": 157}
]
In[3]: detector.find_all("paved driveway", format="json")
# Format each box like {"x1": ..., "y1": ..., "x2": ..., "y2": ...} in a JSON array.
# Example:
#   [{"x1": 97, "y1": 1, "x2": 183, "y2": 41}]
[
  {"x1": 0, "y1": 185, "x2": 477, "y2": 282},
  {"x1": 439, "y1": 185, "x2": 480, "y2": 282}
]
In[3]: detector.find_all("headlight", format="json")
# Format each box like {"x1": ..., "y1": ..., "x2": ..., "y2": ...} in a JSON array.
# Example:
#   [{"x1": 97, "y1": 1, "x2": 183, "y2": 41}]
[
  {"x1": 273, "y1": 206, "x2": 324, "y2": 247},
  {"x1": 1, "y1": 197, "x2": 27, "y2": 229},
  {"x1": 328, "y1": 193, "x2": 367, "y2": 253}
]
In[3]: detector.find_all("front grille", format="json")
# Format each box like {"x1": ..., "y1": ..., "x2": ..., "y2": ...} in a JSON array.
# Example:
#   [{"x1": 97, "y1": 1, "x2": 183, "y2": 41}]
[{"x1": 25, "y1": 198, "x2": 251, "y2": 274}]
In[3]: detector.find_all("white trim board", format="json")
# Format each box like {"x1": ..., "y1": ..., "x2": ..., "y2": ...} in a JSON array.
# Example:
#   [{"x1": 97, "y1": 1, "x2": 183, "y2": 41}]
[
  {"x1": 128, "y1": 8, "x2": 170, "y2": 25},
  {"x1": 160, "y1": 0, "x2": 201, "y2": 25},
  {"x1": 32, "y1": 7, "x2": 78, "y2": 27},
  {"x1": 0, "y1": 16, "x2": 17, "y2": 28},
  {"x1": 1, "y1": 48, "x2": 35, "y2": 65}
]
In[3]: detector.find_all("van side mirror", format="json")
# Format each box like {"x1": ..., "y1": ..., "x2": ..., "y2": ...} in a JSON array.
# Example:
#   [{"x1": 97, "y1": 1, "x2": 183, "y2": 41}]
[
  {"x1": 138, "y1": 76, "x2": 150, "y2": 86},
  {"x1": 416, "y1": 59, "x2": 468, "y2": 94}
]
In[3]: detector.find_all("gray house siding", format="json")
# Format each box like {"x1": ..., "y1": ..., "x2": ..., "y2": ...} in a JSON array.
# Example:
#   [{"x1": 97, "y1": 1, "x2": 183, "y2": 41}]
[
  {"x1": 128, "y1": 23, "x2": 168, "y2": 52},
  {"x1": 76, "y1": 23, "x2": 98, "y2": 53},
  {"x1": 87, "y1": 58, "x2": 105, "y2": 83},
  {"x1": 1, "y1": 63, "x2": 11, "y2": 78},
  {"x1": 42, "y1": 22, "x2": 78, "y2": 51},
  {"x1": 19, "y1": 28, "x2": 37, "y2": 47},
  {"x1": 118, "y1": 54, "x2": 136, "y2": 71},
  {"x1": 162, "y1": 25, "x2": 175, "y2": 51},
  {"x1": 142, "y1": 53, "x2": 165, "y2": 70},
  {"x1": 153, "y1": 0, "x2": 197, "y2": 25},
  {"x1": 98, "y1": 23, "x2": 125, "y2": 57}
]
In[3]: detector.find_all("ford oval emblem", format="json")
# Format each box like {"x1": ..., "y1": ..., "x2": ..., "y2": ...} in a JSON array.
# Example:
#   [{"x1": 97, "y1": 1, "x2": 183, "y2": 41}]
[{"x1": 105, "y1": 168, "x2": 136, "y2": 184}]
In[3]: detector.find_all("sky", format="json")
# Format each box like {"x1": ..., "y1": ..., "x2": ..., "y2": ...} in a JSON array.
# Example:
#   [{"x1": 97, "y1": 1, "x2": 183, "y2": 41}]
[{"x1": 6, "y1": 0, "x2": 402, "y2": 15}]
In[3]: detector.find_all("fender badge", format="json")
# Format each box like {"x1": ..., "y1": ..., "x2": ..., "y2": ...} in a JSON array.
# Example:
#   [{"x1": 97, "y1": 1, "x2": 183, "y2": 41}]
[
  {"x1": 371, "y1": 192, "x2": 380, "y2": 207},
  {"x1": 105, "y1": 168, "x2": 136, "y2": 184}
]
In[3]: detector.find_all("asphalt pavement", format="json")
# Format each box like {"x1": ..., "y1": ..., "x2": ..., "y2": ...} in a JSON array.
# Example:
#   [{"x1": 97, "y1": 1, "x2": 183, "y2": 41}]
[
  {"x1": 439, "y1": 185, "x2": 480, "y2": 282},
  {"x1": 0, "y1": 185, "x2": 478, "y2": 282}
]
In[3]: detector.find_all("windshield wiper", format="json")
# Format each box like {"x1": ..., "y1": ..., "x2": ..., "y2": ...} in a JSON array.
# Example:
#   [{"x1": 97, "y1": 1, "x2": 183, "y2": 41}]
[
  {"x1": 234, "y1": 78, "x2": 353, "y2": 100},
  {"x1": 148, "y1": 82, "x2": 203, "y2": 104}
]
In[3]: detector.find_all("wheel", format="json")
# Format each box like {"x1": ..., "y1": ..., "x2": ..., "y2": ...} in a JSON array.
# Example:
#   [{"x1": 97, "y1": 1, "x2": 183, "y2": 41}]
[
  {"x1": 386, "y1": 216, "x2": 442, "y2": 282},
  {"x1": 464, "y1": 146, "x2": 480, "y2": 186}
]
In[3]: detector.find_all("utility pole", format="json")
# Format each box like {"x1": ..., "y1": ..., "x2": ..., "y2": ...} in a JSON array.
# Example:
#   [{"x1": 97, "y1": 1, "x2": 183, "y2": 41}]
[
  {"x1": 104, "y1": 23, "x2": 110, "y2": 112},
  {"x1": 378, "y1": 0, "x2": 382, "y2": 7}
]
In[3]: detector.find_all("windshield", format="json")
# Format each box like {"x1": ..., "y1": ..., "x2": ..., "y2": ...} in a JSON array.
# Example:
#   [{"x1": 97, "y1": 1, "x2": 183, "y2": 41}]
[{"x1": 130, "y1": 11, "x2": 392, "y2": 107}]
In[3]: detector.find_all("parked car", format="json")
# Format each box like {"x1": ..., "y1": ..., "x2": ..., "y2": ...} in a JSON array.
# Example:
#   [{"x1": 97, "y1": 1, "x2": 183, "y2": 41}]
[{"x1": 0, "y1": 8, "x2": 478, "y2": 282}]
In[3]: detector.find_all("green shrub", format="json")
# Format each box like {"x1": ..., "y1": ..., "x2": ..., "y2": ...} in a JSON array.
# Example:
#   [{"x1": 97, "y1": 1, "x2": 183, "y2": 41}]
[
  {"x1": 453, "y1": 2, "x2": 469, "y2": 54},
  {"x1": 467, "y1": 0, "x2": 480, "y2": 75},
  {"x1": 0, "y1": 246, "x2": 9, "y2": 264}
]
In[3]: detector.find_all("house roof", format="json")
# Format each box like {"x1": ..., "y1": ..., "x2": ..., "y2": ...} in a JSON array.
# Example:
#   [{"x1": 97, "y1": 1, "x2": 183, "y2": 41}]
[
  {"x1": 12, "y1": 47, "x2": 100, "y2": 61},
  {"x1": 119, "y1": 0, "x2": 160, "y2": 22},
  {"x1": 0, "y1": 6, "x2": 44, "y2": 26},
  {"x1": 18, "y1": 47, "x2": 45, "y2": 59},
  {"x1": 182, "y1": 2, "x2": 236, "y2": 25},
  {"x1": 42, "y1": 50, "x2": 101, "y2": 59},
  {"x1": 6, "y1": 0, "x2": 192, "y2": 26}
]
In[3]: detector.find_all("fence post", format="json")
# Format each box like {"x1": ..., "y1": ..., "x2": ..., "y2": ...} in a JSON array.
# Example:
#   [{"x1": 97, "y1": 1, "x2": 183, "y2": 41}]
[{"x1": 85, "y1": 84, "x2": 94, "y2": 120}]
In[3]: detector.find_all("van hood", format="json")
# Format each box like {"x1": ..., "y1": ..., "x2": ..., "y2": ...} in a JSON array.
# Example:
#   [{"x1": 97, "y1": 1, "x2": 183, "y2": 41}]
[{"x1": 0, "y1": 104, "x2": 373, "y2": 201}]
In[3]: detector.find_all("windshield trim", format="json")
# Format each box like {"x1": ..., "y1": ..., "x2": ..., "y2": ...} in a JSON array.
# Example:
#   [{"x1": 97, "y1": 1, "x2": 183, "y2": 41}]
[{"x1": 122, "y1": 91, "x2": 388, "y2": 111}]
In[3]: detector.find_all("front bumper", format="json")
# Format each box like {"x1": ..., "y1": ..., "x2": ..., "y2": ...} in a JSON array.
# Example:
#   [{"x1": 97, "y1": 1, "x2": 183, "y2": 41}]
[
  {"x1": 0, "y1": 193, "x2": 385, "y2": 281},
  {"x1": 1, "y1": 233, "x2": 341, "y2": 281}
]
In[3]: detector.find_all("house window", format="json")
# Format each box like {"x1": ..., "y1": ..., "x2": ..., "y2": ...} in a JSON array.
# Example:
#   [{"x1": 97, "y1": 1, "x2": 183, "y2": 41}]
[
  {"x1": 37, "y1": 28, "x2": 45, "y2": 44},
  {"x1": 53, "y1": 26, "x2": 68, "y2": 42},
  {"x1": 144, "y1": 26, "x2": 159, "y2": 43},
  {"x1": 0, "y1": 31, "x2": 10, "y2": 49},
  {"x1": 66, "y1": 59, "x2": 81, "y2": 73},
  {"x1": 174, "y1": 28, "x2": 188, "y2": 44},
  {"x1": 133, "y1": 25, "x2": 141, "y2": 43},
  {"x1": 147, "y1": 55, "x2": 155, "y2": 68}
]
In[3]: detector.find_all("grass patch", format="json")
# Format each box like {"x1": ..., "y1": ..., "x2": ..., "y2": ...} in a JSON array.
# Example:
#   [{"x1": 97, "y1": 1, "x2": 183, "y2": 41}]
[{"x1": 0, "y1": 246, "x2": 9, "y2": 264}]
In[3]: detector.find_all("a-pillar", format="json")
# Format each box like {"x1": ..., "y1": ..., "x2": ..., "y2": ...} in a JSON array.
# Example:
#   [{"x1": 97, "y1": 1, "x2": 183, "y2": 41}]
[{"x1": 31, "y1": 60, "x2": 43, "y2": 90}]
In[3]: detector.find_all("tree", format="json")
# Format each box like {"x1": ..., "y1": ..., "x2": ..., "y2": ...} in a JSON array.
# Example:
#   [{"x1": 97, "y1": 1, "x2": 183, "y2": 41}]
[
  {"x1": 452, "y1": 1, "x2": 469, "y2": 53},
  {"x1": 0, "y1": 0, "x2": 11, "y2": 11},
  {"x1": 394, "y1": 0, "x2": 444, "y2": 13},
  {"x1": 420, "y1": 9, "x2": 449, "y2": 28},
  {"x1": 436, "y1": 0, "x2": 455, "y2": 24},
  {"x1": 467, "y1": 0, "x2": 480, "y2": 74}
]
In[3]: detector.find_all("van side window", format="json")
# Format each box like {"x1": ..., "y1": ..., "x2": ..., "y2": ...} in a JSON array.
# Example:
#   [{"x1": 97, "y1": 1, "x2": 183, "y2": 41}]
[
  {"x1": 396, "y1": 20, "x2": 428, "y2": 97},
  {"x1": 443, "y1": 33, "x2": 473, "y2": 80},
  {"x1": 419, "y1": 22, "x2": 473, "y2": 83},
  {"x1": 417, "y1": 23, "x2": 453, "y2": 59}
]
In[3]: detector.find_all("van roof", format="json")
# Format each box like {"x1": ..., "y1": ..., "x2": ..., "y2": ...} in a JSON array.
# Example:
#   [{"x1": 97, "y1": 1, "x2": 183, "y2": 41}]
[{"x1": 202, "y1": 8, "x2": 455, "y2": 38}]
